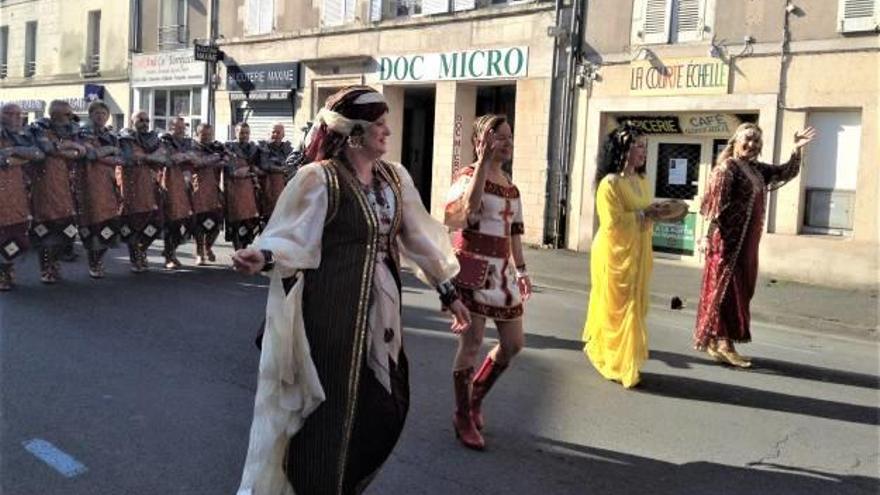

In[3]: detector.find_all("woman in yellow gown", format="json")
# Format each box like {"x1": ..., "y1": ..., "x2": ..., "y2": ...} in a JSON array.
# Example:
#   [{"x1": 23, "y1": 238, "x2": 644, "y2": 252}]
[{"x1": 583, "y1": 124, "x2": 658, "y2": 388}]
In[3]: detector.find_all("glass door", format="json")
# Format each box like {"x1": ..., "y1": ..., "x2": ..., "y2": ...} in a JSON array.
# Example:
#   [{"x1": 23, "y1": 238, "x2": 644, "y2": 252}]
[{"x1": 646, "y1": 136, "x2": 712, "y2": 260}]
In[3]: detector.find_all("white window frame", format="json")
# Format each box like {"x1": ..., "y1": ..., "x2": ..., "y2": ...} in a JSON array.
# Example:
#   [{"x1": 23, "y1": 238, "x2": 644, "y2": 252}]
[
  {"x1": 632, "y1": 0, "x2": 714, "y2": 46},
  {"x1": 246, "y1": 0, "x2": 275, "y2": 35},
  {"x1": 837, "y1": 0, "x2": 879, "y2": 33},
  {"x1": 158, "y1": 0, "x2": 188, "y2": 50}
]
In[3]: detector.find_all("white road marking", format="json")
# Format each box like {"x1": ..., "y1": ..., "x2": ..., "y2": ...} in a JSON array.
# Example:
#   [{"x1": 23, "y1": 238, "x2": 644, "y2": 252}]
[{"x1": 22, "y1": 438, "x2": 88, "y2": 478}]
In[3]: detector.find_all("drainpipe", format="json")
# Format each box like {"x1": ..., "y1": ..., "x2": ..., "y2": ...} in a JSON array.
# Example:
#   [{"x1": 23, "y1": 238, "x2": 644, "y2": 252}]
[
  {"x1": 542, "y1": 0, "x2": 584, "y2": 247},
  {"x1": 207, "y1": 0, "x2": 219, "y2": 126},
  {"x1": 769, "y1": 0, "x2": 794, "y2": 232}
]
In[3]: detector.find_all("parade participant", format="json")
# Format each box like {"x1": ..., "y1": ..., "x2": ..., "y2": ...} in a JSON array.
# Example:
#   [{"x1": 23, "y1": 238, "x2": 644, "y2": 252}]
[
  {"x1": 118, "y1": 111, "x2": 168, "y2": 273},
  {"x1": 232, "y1": 86, "x2": 470, "y2": 495},
  {"x1": 159, "y1": 117, "x2": 197, "y2": 270},
  {"x1": 27, "y1": 100, "x2": 87, "y2": 284},
  {"x1": 0, "y1": 103, "x2": 44, "y2": 290},
  {"x1": 581, "y1": 124, "x2": 667, "y2": 389},
  {"x1": 76, "y1": 100, "x2": 125, "y2": 279},
  {"x1": 224, "y1": 123, "x2": 261, "y2": 250},
  {"x1": 190, "y1": 123, "x2": 226, "y2": 265},
  {"x1": 444, "y1": 114, "x2": 531, "y2": 450},
  {"x1": 694, "y1": 123, "x2": 817, "y2": 367},
  {"x1": 256, "y1": 123, "x2": 292, "y2": 224}
]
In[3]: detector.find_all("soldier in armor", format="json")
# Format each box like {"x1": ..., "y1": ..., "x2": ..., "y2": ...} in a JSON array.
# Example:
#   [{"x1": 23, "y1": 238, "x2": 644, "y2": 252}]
[
  {"x1": 76, "y1": 100, "x2": 125, "y2": 278},
  {"x1": 190, "y1": 123, "x2": 226, "y2": 265},
  {"x1": 27, "y1": 100, "x2": 87, "y2": 284},
  {"x1": 224, "y1": 122, "x2": 261, "y2": 250},
  {"x1": 118, "y1": 111, "x2": 168, "y2": 273},
  {"x1": 0, "y1": 103, "x2": 45, "y2": 290},
  {"x1": 256, "y1": 123, "x2": 292, "y2": 225},
  {"x1": 159, "y1": 117, "x2": 197, "y2": 269}
]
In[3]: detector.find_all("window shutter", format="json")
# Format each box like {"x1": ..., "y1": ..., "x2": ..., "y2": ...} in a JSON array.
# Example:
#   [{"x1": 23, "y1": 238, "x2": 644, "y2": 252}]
[
  {"x1": 453, "y1": 0, "x2": 475, "y2": 12},
  {"x1": 642, "y1": 0, "x2": 671, "y2": 44},
  {"x1": 674, "y1": 0, "x2": 704, "y2": 42},
  {"x1": 838, "y1": 0, "x2": 878, "y2": 32},
  {"x1": 370, "y1": 0, "x2": 383, "y2": 21},
  {"x1": 246, "y1": 0, "x2": 261, "y2": 34},
  {"x1": 344, "y1": 0, "x2": 357, "y2": 21},
  {"x1": 322, "y1": 0, "x2": 345, "y2": 26},
  {"x1": 422, "y1": 0, "x2": 450, "y2": 16},
  {"x1": 259, "y1": 0, "x2": 274, "y2": 34}
]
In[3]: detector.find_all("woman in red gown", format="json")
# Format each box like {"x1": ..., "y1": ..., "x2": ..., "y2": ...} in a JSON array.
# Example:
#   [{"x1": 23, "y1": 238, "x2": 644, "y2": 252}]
[{"x1": 694, "y1": 123, "x2": 816, "y2": 367}]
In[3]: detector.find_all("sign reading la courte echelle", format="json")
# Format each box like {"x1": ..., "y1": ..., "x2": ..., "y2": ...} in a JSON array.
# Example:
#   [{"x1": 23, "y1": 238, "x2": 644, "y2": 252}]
[
  {"x1": 377, "y1": 47, "x2": 529, "y2": 83},
  {"x1": 630, "y1": 57, "x2": 729, "y2": 96}
]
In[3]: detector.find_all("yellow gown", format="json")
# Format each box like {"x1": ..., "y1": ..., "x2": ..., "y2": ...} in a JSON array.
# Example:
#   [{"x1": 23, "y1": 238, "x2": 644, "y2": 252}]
[{"x1": 583, "y1": 174, "x2": 653, "y2": 388}]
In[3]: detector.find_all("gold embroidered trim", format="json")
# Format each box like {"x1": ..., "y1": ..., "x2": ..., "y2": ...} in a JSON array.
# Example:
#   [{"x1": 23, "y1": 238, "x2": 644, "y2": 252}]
[
  {"x1": 334, "y1": 160, "x2": 379, "y2": 495},
  {"x1": 322, "y1": 161, "x2": 341, "y2": 226}
]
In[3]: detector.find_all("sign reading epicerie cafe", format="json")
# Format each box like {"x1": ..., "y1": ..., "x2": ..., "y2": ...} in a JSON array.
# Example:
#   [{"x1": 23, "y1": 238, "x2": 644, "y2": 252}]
[{"x1": 377, "y1": 47, "x2": 528, "y2": 83}]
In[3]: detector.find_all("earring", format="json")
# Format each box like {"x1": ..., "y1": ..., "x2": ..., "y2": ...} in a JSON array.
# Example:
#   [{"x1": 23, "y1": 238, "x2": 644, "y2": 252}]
[{"x1": 347, "y1": 135, "x2": 364, "y2": 149}]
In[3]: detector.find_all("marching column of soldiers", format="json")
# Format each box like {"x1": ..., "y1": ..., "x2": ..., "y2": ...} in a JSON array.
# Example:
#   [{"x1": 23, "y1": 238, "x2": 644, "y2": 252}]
[{"x1": 0, "y1": 99, "x2": 301, "y2": 291}]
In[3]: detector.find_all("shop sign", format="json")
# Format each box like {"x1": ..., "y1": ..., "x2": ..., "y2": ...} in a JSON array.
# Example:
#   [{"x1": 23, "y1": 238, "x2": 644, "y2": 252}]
[
  {"x1": 226, "y1": 62, "x2": 300, "y2": 92},
  {"x1": 653, "y1": 212, "x2": 697, "y2": 255},
  {"x1": 0, "y1": 99, "x2": 45, "y2": 113},
  {"x1": 680, "y1": 113, "x2": 741, "y2": 136},
  {"x1": 618, "y1": 115, "x2": 682, "y2": 134},
  {"x1": 131, "y1": 50, "x2": 206, "y2": 88},
  {"x1": 377, "y1": 47, "x2": 528, "y2": 83},
  {"x1": 229, "y1": 91, "x2": 292, "y2": 102},
  {"x1": 630, "y1": 57, "x2": 729, "y2": 96}
]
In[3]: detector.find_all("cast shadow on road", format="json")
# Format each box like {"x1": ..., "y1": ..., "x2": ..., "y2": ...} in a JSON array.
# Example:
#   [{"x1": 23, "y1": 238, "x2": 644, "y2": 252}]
[
  {"x1": 530, "y1": 436, "x2": 877, "y2": 495},
  {"x1": 401, "y1": 305, "x2": 879, "y2": 427}
]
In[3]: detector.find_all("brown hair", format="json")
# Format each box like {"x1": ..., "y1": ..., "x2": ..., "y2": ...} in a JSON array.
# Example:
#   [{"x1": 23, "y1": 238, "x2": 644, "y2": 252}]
[
  {"x1": 471, "y1": 114, "x2": 508, "y2": 148},
  {"x1": 715, "y1": 122, "x2": 763, "y2": 167}
]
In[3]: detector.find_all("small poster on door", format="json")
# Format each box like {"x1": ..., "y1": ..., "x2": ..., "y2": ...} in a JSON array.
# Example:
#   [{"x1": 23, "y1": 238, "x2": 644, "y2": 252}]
[{"x1": 668, "y1": 158, "x2": 688, "y2": 185}]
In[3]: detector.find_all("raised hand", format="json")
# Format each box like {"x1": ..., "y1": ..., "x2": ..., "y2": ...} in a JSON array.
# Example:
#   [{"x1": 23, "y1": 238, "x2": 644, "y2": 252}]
[
  {"x1": 794, "y1": 126, "x2": 818, "y2": 150},
  {"x1": 475, "y1": 127, "x2": 495, "y2": 166}
]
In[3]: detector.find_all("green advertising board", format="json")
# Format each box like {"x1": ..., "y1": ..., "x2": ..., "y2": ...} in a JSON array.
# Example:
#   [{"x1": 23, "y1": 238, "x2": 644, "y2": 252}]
[{"x1": 653, "y1": 212, "x2": 697, "y2": 255}]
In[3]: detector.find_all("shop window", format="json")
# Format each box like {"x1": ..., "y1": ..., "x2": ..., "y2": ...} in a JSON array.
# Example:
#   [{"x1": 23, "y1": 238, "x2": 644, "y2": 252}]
[
  {"x1": 145, "y1": 88, "x2": 204, "y2": 135},
  {"x1": 838, "y1": 0, "x2": 878, "y2": 33},
  {"x1": 24, "y1": 21, "x2": 37, "y2": 78},
  {"x1": 246, "y1": 0, "x2": 274, "y2": 35},
  {"x1": 803, "y1": 111, "x2": 861, "y2": 235},
  {"x1": 0, "y1": 26, "x2": 8, "y2": 79},
  {"x1": 635, "y1": 0, "x2": 709, "y2": 45}
]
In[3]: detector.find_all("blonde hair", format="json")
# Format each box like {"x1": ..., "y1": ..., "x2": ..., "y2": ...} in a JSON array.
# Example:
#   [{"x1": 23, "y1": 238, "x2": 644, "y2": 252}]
[{"x1": 716, "y1": 122, "x2": 762, "y2": 167}]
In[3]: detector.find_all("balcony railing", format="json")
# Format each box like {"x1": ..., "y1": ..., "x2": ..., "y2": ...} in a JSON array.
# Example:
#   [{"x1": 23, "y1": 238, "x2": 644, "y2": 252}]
[
  {"x1": 24, "y1": 60, "x2": 36, "y2": 78},
  {"x1": 158, "y1": 24, "x2": 189, "y2": 50},
  {"x1": 0, "y1": 63, "x2": 7, "y2": 79},
  {"x1": 83, "y1": 53, "x2": 100, "y2": 76}
]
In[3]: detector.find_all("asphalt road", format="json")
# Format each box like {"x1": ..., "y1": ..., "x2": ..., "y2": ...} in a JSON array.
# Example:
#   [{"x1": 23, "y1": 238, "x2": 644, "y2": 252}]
[{"x1": 1, "y1": 243, "x2": 877, "y2": 494}]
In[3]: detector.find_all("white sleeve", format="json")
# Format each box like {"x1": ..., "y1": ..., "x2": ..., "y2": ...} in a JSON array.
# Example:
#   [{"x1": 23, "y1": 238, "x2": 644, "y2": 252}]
[
  {"x1": 254, "y1": 163, "x2": 327, "y2": 278},
  {"x1": 394, "y1": 163, "x2": 460, "y2": 287}
]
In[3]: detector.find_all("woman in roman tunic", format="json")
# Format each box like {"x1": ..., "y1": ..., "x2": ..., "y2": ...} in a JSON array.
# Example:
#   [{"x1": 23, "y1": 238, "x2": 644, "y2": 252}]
[
  {"x1": 232, "y1": 86, "x2": 470, "y2": 495},
  {"x1": 444, "y1": 114, "x2": 532, "y2": 450},
  {"x1": 694, "y1": 123, "x2": 816, "y2": 367}
]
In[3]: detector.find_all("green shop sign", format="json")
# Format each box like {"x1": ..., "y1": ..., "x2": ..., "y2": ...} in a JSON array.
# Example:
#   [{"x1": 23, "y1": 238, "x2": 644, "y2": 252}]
[
  {"x1": 653, "y1": 212, "x2": 697, "y2": 255},
  {"x1": 378, "y1": 47, "x2": 529, "y2": 83}
]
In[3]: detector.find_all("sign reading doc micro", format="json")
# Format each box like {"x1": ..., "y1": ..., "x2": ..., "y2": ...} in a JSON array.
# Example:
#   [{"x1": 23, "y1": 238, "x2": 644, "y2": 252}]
[
  {"x1": 131, "y1": 50, "x2": 206, "y2": 88},
  {"x1": 378, "y1": 47, "x2": 528, "y2": 83}
]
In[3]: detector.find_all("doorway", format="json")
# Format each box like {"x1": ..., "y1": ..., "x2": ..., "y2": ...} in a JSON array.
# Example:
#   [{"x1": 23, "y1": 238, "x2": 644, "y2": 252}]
[
  {"x1": 646, "y1": 136, "x2": 712, "y2": 259},
  {"x1": 401, "y1": 88, "x2": 435, "y2": 209}
]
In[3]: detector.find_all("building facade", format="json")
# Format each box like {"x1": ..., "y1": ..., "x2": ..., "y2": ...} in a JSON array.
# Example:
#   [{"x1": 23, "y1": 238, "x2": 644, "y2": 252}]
[
  {"x1": 130, "y1": 0, "x2": 214, "y2": 134},
  {"x1": 0, "y1": 0, "x2": 132, "y2": 128},
  {"x1": 568, "y1": 0, "x2": 879, "y2": 288},
  {"x1": 214, "y1": 0, "x2": 566, "y2": 242}
]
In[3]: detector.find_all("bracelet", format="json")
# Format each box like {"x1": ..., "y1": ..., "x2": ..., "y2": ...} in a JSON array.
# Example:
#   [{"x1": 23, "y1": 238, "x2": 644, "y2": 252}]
[
  {"x1": 436, "y1": 279, "x2": 459, "y2": 307},
  {"x1": 515, "y1": 264, "x2": 528, "y2": 278},
  {"x1": 259, "y1": 249, "x2": 275, "y2": 272}
]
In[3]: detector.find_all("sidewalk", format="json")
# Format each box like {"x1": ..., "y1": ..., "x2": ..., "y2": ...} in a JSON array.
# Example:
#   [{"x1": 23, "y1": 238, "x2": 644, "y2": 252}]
[{"x1": 524, "y1": 246, "x2": 879, "y2": 340}]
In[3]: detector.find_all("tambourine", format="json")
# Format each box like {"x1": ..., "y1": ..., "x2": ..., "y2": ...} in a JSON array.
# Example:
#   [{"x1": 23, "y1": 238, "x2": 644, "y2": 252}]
[{"x1": 648, "y1": 199, "x2": 689, "y2": 223}]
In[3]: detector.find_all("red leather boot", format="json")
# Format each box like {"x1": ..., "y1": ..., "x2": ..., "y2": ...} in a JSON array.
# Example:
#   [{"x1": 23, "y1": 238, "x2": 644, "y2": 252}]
[
  {"x1": 453, "y1": 367, "x2": 484, "y2": 450},
  {"x1": 471, "y1": 356, "x2": 508, "y2": 431}
]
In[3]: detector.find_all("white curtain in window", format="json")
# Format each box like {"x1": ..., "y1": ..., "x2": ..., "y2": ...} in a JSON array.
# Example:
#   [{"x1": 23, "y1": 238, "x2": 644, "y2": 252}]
[{"x1": 322, "y1": 0, "x2": 345, "y2": 26}]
